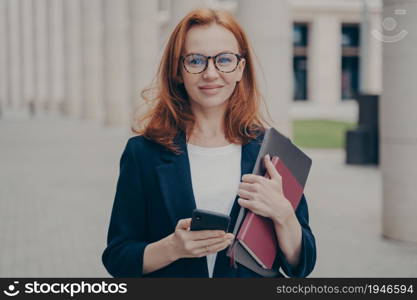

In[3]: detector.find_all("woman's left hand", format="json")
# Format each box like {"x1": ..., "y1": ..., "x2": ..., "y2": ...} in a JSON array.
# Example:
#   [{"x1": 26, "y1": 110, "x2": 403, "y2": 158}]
[{"x1": 237, "y1": 154, "x2": 294, "y2": 226}]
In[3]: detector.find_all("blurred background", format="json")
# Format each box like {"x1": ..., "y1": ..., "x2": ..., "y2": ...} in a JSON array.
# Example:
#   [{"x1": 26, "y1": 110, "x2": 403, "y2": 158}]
[{"x1": 1, "y1": 0, "x2": 416, "y2": 277}]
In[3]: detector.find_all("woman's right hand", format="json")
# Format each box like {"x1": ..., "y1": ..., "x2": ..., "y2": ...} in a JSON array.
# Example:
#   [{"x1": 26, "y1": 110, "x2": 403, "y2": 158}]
[{"x1": 168, "y1": 218, "x2": 234, "y2": 260}]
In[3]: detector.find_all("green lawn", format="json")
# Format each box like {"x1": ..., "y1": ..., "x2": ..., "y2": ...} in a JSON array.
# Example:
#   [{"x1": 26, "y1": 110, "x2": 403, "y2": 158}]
[{"x1": 292, "y1": 119, "x2": 356, "y2": 149}]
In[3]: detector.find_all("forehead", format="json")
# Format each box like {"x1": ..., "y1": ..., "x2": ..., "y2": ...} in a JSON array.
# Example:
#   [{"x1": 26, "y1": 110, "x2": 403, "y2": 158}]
[{"x1": 183, "y1": 24, "x2": 240, "y2": 55}]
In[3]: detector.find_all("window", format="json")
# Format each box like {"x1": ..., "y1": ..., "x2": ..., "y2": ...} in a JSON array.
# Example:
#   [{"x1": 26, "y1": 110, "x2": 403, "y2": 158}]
[
  {"x1": 293, "y1": 57, "x2": 308, "y2": 101},
  {"x1": 293, "y1": 23, "x2": 309, "y2": 101},
  {"x1": 342, "y1": 57, "x2": 360, "y2": 99},
  {"x1": 342, "y1": 25, "x2": 359, "y2": 47},
  {"x1": 341, "y1": 24, "x2": 360, "y2": 100},
  {"x1": 294, "y1": 23, "x2": 308, "y2": 47}
]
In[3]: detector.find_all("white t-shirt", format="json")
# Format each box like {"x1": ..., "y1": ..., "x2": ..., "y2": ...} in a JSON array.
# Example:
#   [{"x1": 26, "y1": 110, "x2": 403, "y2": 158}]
[{"x1": 187, "y1": 142, "x2": 242, "y2": 278}]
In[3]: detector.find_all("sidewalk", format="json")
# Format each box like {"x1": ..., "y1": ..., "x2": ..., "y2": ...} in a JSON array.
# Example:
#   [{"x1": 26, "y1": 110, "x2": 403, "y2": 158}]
[
  {"x1": 304, "y1": 149, "x2": 417, "y2": 277},
  {"x1": 0, "y1": 113, "x2": 416, "y2": 277}
]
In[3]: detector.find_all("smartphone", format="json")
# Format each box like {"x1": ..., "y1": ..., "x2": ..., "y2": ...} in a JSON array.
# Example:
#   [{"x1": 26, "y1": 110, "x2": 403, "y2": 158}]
[{"x1": 190, "y1": 209, "x2": 231, "y2": 232}]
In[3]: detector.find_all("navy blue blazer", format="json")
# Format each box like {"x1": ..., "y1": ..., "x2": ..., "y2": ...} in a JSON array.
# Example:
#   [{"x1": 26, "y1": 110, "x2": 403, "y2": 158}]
[{"x1": 102, "y1": 130, "x2": 316, "y2": 277}]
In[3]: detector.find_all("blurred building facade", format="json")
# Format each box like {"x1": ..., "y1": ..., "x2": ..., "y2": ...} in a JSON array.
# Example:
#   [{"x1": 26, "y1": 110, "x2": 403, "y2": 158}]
[
  {"x1": 0, "y1": 0, "x2": 383, "y2": 129},
  {"x1": 290, "y1": 0, "x2": 382, "y2": 121},
  {"x1": 1, "y1": 0, "x2": 416, "y2": 244}
]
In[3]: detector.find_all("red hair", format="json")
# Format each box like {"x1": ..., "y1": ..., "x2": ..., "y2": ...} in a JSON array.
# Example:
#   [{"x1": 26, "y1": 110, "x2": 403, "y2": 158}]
[{"x1": 132, "y1": 8, "x2": 270, "y2": 154}]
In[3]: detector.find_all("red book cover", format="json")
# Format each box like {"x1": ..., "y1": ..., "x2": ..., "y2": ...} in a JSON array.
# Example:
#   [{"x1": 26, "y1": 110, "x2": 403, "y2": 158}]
[
  {"x1": 275, "y1": 158, "x2": 304, "y2": 210},
  {"x1": 236, "y1": 210, "x2": 277, "y2": 269},
  {"x1": 236, "y1": 156, "x2": 303, "y2": 269}
]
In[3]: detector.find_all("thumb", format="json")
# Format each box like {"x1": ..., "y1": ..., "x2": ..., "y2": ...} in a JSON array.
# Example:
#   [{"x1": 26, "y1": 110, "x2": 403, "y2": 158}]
[
  {"x1": 176, "y1": 218, "x2": 192, "y2": 230},
  {"x1": 264, "y1": 154, "x2": 279, "y2": 179}
]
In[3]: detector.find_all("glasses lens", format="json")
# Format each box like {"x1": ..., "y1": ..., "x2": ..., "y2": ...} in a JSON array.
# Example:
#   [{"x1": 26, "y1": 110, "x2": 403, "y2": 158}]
[
  {"x1": 215, "y1": 53, "x2": 238, "y2": 72},
  {"x1": 183, "y1": 54, "x2": 206, "y2": 73}
]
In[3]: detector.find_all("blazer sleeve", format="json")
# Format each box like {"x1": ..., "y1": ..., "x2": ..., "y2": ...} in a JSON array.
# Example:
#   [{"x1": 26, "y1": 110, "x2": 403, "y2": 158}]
[
  {"x1": 102, "y1": 138, "x2": 150, "y2": 277},
  {"x1": 274, "y1": 193, "x2": 316, "y2": 278}
]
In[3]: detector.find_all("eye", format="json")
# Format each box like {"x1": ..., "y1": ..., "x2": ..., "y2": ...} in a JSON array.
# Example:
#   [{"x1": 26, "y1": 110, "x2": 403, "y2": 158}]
[
  {"x1": 186, "y1": 55, "x2": 205, "y2": 66},
  {"x1": 190, "y1": 59, "x2": 203, "y2": 65},
  {"x1": 216, "y1": 54, "x2": 234, "y2": 65}
]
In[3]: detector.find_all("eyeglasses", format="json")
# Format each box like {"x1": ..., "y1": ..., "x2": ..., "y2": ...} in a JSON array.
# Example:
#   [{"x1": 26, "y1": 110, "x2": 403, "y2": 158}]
[{"x1": 181, "y1": 52, "x2": 243, "y2": 74}]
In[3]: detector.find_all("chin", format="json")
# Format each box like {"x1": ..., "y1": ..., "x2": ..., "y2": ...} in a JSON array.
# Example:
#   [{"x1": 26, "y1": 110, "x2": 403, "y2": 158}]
[
  {"x1": 190, "y1": 94, "x2": 227, "y2": 108},
  {"x1": 197, "y1": 98, "x2": 229, "y2": 109}
]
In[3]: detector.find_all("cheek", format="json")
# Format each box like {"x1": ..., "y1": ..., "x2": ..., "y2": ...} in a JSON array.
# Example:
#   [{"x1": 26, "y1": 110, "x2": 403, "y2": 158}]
[
  {"x1": 223, "y1": 73, "x2": 238, "y2": 85},
  {"x1": 223, "y1": 76, "x2": 238, "y2": 93},
  {"x1": 223, "y1": 74, "x2": 236, "y2": 93},
  {"x1": 182, "y1": 73, "x2": 198, "y2": 92},
  {"x1": 224, "y1": 82, "x2": 237, "y2": 95}
]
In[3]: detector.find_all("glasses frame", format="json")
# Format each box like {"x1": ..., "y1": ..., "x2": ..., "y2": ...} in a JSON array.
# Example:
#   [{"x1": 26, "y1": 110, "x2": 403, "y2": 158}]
[{"x1": 181, "y1": 52, "x2": 243, "y2": 74}]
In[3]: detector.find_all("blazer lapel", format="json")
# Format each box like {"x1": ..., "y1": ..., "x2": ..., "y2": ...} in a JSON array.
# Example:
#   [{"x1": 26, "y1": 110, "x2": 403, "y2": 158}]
[
  {"x1": 156, "y1": 130, "x2": 264, "y2": 229},
  {"x1": 156, "y1": 131, "x2": 196, "y2": 229}
]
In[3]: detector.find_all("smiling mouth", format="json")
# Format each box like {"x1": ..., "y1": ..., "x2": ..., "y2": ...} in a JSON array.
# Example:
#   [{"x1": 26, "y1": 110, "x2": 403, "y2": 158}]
[{"x1": 199, "y1": 86, "x2": 223, "y2": 95}]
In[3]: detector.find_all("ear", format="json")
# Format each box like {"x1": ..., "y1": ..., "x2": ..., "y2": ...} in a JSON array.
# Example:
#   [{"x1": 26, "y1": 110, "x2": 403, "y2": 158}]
[{"x1": 236, "y1": 58, "x2": 246, "y2": 83}]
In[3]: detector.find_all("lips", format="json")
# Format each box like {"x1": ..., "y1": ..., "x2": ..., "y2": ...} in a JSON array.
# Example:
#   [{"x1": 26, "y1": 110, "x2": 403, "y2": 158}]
[
  {"x1": 199, "y1": 85, "x2": 224, "y2": 95},
  {"x1": 199, "y1": 85, "x2": 224, "y2": 89}
]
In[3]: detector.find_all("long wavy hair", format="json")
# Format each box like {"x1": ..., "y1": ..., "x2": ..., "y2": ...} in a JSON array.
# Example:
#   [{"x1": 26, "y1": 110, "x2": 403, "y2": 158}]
[{"x1": 132, "y1": 8, "x2": 271, "y2": 154}]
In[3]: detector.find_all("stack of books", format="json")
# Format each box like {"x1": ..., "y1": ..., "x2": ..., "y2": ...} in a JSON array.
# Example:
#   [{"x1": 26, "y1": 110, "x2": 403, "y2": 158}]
[{"x1": 227, "y1": 127, "x2": 312, "y2": 277}]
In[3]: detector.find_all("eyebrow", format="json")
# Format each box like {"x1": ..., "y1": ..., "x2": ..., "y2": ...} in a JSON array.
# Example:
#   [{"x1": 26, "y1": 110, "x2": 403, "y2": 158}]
[{"x1": 183, "y1": 51, "x2": 236, "y2": 57}]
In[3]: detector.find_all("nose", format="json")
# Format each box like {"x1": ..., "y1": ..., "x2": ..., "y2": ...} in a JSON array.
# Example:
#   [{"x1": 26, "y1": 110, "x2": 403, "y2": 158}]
[{"x1": 202, "y1": 58, "x2": 219, "y2": 80}]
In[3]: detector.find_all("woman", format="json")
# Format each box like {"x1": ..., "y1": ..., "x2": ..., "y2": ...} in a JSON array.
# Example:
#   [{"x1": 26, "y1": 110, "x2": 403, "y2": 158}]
[{"x1": 102, "y1": 8, "x2": 316, "y2": 278}]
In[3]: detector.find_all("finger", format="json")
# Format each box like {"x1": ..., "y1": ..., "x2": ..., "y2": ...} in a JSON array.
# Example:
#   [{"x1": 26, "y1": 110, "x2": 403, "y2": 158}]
[
  {"x1": 241, "y1": 174, "x2": 264, "y2": 183},
  {"x1": 238, "y1": 198, "x2": 256, "y2": 211},
  {"x1": 188, "y1": 229, "x2": 225, "y2": 240},
  {"x1": 196, "y1": 237, "x2": 234, "y2": 257},
  {"x1": 176, "y1": 218, "x2": 192, "y2": 230},
  {"x1": 238, "y1": 198, "x2": 264, "y2": 216},
  {"x1": 238, "y1": 182, "x2": 257, "y2": 192},
  {"x1": 264, "y1": 154, "x2": 280, "y2": 180},
  {"x1": 207, "y1": 238, "x2": 234, "y2": 254},
  {"x1": 192, "y1": 234, "x2": 233, "y2": 249},
  {"x1": 237, "y1": 188, "x2": 253, "y2": 200}
]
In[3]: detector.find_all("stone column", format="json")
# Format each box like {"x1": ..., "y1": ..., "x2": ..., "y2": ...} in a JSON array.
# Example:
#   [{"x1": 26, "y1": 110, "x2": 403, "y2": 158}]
[
  {"x1": 160, "y1": 0, "x2": 205, "y2": 49},
  {"x1": 129, "y1": 0, "x2": 159, "y2": 119},
  {"x1": 237, "y1": 0, "x2": 292, "y2": 137},
  {"x1": 0, "y1": 0, "x2": 9, "y2": 114},
  {"x1": 81, "y1": 0, "x2": 104, "y2": 121},
  {"x1": 48, "y1": 0, "x2": 65, "y2": 112},
  {"x1": 381, "y1": 0, "x2": 417, "y2": 243},
  {"x1": 62, "y1": 0, "x2": 83, "y2": 117},
  {"x1": 360, "y1": 2, "x2": 383, "y2": 95},
  {"x1": 102, "y1": 0, "x2": 131, "y2": 126},
  {"x1": 367, "y1": 11, "x2": 383, "y2": 94},
  {"x1": 21, "y1": 0, "x2": 36, "y2": 112},
  {"x1": 8, "y1": 0, "x2": 23, "y2": 109},
  {"x1": 309, "y1": 15, "x2": 341, "y2": 109},
  {"x1": 34, "y1": 0, "x2": 49, "y2": 112}
]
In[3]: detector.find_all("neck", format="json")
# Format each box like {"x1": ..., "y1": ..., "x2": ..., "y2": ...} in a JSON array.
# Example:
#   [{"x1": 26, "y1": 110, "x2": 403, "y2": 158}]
[{"x1": 189, "y1": 104, "x2": 226, "y2": 139}]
